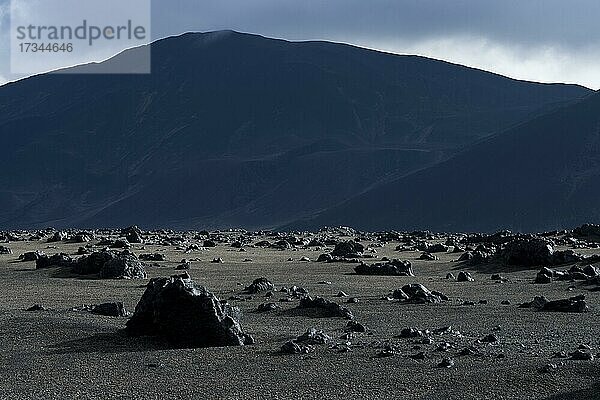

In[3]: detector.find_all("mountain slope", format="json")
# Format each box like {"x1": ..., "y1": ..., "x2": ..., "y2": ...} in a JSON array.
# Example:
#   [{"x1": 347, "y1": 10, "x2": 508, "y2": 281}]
[
  {"x1": 290, "y1": 91, "x2": 600, "y2": 232},
  {"x1": 0, "y1": 30, "x2": 592, "y2": 229}
]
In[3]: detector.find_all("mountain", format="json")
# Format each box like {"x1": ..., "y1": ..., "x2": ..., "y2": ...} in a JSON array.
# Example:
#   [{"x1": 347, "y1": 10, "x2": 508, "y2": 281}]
[
  {"x1": 290, "y1": 90, "x2": 600, "y2": 232},
  {"x1": 0, "y1": 30, "x2": 592, "y2": 229}
]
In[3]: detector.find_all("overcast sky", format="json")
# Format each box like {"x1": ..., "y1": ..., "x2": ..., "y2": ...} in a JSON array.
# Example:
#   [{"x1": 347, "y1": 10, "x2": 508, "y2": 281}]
[{"x1": 1, "y1": 0, "x2": 599, "y2": 89}]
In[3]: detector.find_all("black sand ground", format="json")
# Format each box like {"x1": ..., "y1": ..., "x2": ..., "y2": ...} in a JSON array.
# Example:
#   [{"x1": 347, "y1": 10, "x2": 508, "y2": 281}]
[{"x1": 0, "y1": 236, "x2": 598, "y2": 399}]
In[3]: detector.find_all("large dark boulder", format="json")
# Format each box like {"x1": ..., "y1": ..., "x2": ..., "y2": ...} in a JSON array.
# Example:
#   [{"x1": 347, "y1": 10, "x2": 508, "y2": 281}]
[
  {"x1": 126, "y1": 273, "x2": 254, "y2": 348},
  {"x1": 35, "y1": 253, "x2": 74, "y2": 269},
  {"x1": 122, "y1": 226, "x2": 144, "y2": 243},
  {"x1": 73, "y1": 250, "x2": 146, "y2": 279},
  {"x1": 72, "y1": 251, "x2": 113, "y2": 275},
  {"x1": 19, "y1": 251, "x2": 45, "y2": 261},
  {"x1": 501, "y1": 238, "x2": 554, "y2": 266},
  {"x1": 354, "y1": 259, "x2": 414, "y2": 276},
  {"x1": 331, "y1": 241, "x2": 364, "y2": 257}
]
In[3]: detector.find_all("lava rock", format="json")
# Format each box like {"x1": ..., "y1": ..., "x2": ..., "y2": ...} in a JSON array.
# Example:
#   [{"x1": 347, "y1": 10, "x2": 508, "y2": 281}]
[
  {"x1": 243, "y1": 277, "x2": 275, "y2": 294},
  {"x1": 481, "y1": 333, "x2": 499, "y2": 343},
  {"x1": 401, "y1": 283, "x2": 447, "y2": 304},
  {"x1": 542, "y1": 295, "x2": 589, "y2": 313},
  {"x1": 126, "y1": 274, "x2": 253, "y2": 347},
  {"x1": 331, "y1": 241, "x2": 364, "y2": 257},
  {"x1": 457, "y1": 271, "x2": 475, "y2": 282},
  {"x1": 91, "y1": 302, "x2": 128, "y2": 317},
  {"x1": 458, "y1": 252, "x2": 474, "y2": 261},
  {"x1": 257, "y1": 302, "x2": 280, "y2": 312},
  {"x1": 535, "y1": 267, "x2": 554, "y2": 284},
  {"x1": 296, "y1": 328, "x2": 331, "y2": 344},
  {"x1": 35, "y1": 253, "x2": 74, "y2": 269},
  {"x1": 19, "y1": 251, "x2": 45, "y2": 261},
  {"x1": 569, "y1": 349, "x2": 594, "y2": 360},
  {"x1": 419, "y1": 252, "x2": 438, "y2": 261},
  {"x1": 47, "y1": 231, "x2": 67, "y2": 243},
  {"x1": 501, "y1": 238, "x2": 554, "y2": 266},
  {"x1": 520, "y1": 295, "x2": 588, "y2": 313},
  {"x1": 175, "y1": 261, "x2": 190, "y2": 270},
  {"x1": 122, "y1": 226, "x2": 144, "y2": 244},
  {"x1": 573, "y1": 224, "x2": 600, "y2": 240},
  {"x1": 298, "y1": 296, "x2": 353, "y2": 319},
  {"x1": 317, "y1": 253, "x2": 333, "y2": 262},
  {"x1": 354, "y1": 259, "x2": 414, "y2": 276},
  {"x1": 398, "y1": 327, "x2": 426, "y2": 338},
  {"x1": 438, "y1": 357, "x2": 455, "y2": 368},
  {"x1": 109, "y1": 239, "x2": 130, "y2": 249},
  {"x1": 74, "y1": 250, "x2": 146, "y2": 279},
  {"x1": 281, "y1": 340, "x2": 314, "y2": 354},
  {"x1": 346, "y1": 320, "x2": 366, "y2": 332},
  {"x1": 139, "y1": 253, "x2": 166, "y2": 261}
]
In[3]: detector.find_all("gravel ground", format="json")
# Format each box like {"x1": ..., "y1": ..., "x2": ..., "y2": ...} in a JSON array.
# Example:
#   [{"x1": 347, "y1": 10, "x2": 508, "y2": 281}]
[{"x1": 0, "y1": 237, "x2": 599, "y2": 400}]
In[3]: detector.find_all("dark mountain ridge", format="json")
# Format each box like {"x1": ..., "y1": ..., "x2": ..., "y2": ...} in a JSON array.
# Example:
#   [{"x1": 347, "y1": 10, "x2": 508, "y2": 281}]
[
  {"x1": 0, "y1": 30, "x2": 592, "y2": 229},
  {"x1": 291, "y1": 90, "x2": 600, "y2": 232}
]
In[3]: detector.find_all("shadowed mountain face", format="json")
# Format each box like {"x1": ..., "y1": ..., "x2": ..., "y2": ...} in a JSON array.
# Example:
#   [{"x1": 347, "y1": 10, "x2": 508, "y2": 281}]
[
  {"x1": 292, "y1": 91, "x2": 600, "y2": 233},
  {"x1": 0, "y1": 30, "x2": 592, "y2": 229}
]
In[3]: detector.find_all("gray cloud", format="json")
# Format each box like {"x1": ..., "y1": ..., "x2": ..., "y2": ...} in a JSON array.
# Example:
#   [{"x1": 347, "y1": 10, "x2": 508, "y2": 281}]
[
  {"x1": 1, "y1": 0, "x2": 599, "y2": 88},
  {"x1": 150, "y1": 0, "x2": 600, "y2": 48}
]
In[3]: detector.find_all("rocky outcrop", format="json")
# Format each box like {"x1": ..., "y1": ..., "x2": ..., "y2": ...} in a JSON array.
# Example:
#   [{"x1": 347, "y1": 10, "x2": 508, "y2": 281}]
[
  {"x1": 331, "y1": 241, "x2": 364, "y2": 257},
  {"x1": 520, "y1": 295, "x2": 588, "y2": 313},
  {"x1": 35, "y1": 253, "x2": 74, "y2": 269},
  {"x1": 73, "y1": 250, "x2": 146, "y2": 279},
  {"x1": 501, "y1": 238, "x2": 554, "y2": 266},
  {"x1": 243, "y1": 277, "x2": 275, "y2": 294},
  {"x1": 354, "y1": 259, "x2": 414, "y2": 276},
  {"x1": 126, "y1": 273, "x2": 254, "y2": 347},
  {"x1": 297, "y1": 296, "x2": 353, "y2": 319},
  {"x1": 395, "y1": 284, "x2": 448, "y2": 304}
]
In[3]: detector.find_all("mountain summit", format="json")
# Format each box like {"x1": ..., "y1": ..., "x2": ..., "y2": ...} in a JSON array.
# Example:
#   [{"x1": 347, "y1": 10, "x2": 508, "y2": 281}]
[{"x1": 0, "y1": 31, "x2": 592, "y2": 229}]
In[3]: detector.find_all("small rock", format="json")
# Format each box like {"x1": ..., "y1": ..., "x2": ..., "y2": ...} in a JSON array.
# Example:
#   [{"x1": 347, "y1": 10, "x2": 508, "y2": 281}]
[
  {"x1": 437, "y1": 357, "x2": 455, "y2": 368},
  {"x1": 257, "y1": 303, "x2": 280, "y2": 312},
  {"x1": 91, "y1": 302, "x2": 128, "y2": 317},
  {"x1": 457, "y1": 271, "x2": 474, "y2": 282},
  {"x1": 346, "y1": 321, "x2": 366, "y2": 333}
]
